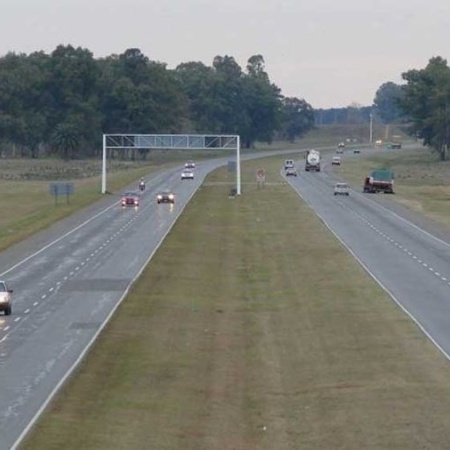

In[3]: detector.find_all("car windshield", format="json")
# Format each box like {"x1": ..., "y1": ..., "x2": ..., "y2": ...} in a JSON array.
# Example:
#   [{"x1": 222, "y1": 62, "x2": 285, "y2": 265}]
[
  {"x1": 0, "y1": 282, "x2": 6, "y2": 292},
  {"x1": 124, "y1": 192, "x2": 137, "y2": 197},
  {"x1": 336, "y1": 183, "x2": 348, "y2": 188}
]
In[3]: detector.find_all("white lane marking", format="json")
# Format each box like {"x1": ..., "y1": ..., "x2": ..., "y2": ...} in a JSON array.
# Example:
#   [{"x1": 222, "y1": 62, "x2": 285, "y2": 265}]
[
  {"x1": 295, "y1": 186, "x2": 450, "y2": 363},
  {"x1": 33, "y1": 302, "x2": 39, "y2": 306},
  {"x1": 4, "y1": 326, "x2": 9, "y2": 331},
  {"x1": 0, "y1": 199, "x2": 120, "y2": 277},
  {"x1": 49, "y1": 287, "x2": 54, "y2": 292},
  {"x1": 41, "y1": 295, "x2": 46, "y2": 299},
  {"x1": 14, "y1": 317, "x2": 20, "y2": 322},
  {"x1": 361, "y1": 193, "x2": 450, "y2": 249},
  {"x1": 10, "y1": 168, "x2": 200, "y2": 450},
  {"x1": 24, "y1": 309, "x2": 30, "y2": 314},
  {"x1": 348, "y1": 206, "x2": 450, "y2": 284}
]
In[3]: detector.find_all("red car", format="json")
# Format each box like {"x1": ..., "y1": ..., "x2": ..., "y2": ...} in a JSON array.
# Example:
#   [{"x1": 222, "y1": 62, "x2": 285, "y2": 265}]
[{"x1": 121, "y1": 191, "x2": 140, "y2": 207}]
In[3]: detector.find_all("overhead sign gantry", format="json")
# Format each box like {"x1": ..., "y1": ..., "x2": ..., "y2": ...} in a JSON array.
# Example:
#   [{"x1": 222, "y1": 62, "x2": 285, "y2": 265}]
[{"x1": 102, "y1": 134, "x2": 241, "y2": 195}]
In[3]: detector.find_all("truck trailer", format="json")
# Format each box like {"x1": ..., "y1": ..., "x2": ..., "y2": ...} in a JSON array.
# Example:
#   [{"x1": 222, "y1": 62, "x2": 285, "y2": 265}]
[
  {"x1": 305, "y1": 149, "x2": 321, "y2": 172},
  {"x1": 363, "y1": 169, "x2": 394, "y2": 194}
]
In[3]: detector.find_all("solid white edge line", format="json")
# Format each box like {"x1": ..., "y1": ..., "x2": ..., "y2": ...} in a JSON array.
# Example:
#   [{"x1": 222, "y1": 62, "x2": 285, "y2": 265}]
[
  {"x1": 10, "y1": 176, "x2": 201, "y2": 450},
  {"x1": 290, "y1": 181, "x2": 450, "y2": 362},
  {"x1": 0, "y1": 200, "x2": 120, "y2": 278}
]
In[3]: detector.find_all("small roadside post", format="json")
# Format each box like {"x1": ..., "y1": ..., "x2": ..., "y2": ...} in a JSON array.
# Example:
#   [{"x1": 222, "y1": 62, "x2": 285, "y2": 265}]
[{"x1": 256, "y1": 168, "x2": 266, "y2": 188}]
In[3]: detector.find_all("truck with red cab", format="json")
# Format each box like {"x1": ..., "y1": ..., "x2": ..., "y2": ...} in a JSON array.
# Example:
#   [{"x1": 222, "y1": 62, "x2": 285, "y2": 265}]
[{"x1": 363, "y1": 169, "x2": 394, "y2": 194}]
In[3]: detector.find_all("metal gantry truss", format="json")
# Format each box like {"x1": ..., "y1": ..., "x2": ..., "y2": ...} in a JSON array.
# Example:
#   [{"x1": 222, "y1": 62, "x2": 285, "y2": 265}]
[{"x1": 102, "y1": 134, "x2": 241, "y2": 194}]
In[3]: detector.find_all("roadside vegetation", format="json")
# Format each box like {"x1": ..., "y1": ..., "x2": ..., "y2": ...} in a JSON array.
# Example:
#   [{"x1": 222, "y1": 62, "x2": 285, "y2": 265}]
[
  {"x1": 22, "y1": 154, "x2": 450, "y2": 449},
  {"x1": 336, "y1": 145, "x2": 450, "y2": 229}
]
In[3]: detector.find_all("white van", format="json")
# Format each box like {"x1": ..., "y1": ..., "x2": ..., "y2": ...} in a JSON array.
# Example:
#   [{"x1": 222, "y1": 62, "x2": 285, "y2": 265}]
[{"x1": 284, "y1": 159, "x2": 294, "y2": 170}]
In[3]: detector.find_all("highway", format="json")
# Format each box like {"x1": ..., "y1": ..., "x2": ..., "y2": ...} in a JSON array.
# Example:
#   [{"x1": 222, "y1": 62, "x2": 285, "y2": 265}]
[
  {"x1": 1, "y1": 146, "x2": 450, "y2": 448},
  {"x1": 286, "y1": 149, "x2": 450, "y2": 360},
  {"x1": 0, "y1": 161, "x2": 217, "y2": 450},
  {"x1": 0, "y1": 149, "x2": 305, "y2": 449}
]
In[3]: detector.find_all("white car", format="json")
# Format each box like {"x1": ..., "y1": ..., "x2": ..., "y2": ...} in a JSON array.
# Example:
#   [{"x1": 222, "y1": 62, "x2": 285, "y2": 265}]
[
  {"x1": 0, "y1": 281, "x2": 13, "y2": 316},
  {"x1": 181, "y1": 169, "x2": 194, "y2": 180},
  {"x1": 332, "y1": 156, "x2": 341, "y2": 166},
  {"x1": 334, "y1": 182, "x2": 350, "y2": 196}
]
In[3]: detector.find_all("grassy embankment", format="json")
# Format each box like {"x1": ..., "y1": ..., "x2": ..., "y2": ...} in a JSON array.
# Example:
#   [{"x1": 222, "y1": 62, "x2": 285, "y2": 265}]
[
  {"x1": 22, "y1": 152, "x2": 450, "y2": 449},
  {"x1": 335, "y1": 145, "x2": 450, "y2": 229},
  {"x1": 0, "y1": 149, "x2": 236, "y2": 252}
]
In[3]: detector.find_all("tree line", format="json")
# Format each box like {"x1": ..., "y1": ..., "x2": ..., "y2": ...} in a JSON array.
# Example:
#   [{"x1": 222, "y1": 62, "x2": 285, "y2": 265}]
[
  {"x1": 373, "y1": 56, "x2": 450, "y2": 160},
  {"x1": 0, "y1": 46, "x2": 315, "y2": 159}
]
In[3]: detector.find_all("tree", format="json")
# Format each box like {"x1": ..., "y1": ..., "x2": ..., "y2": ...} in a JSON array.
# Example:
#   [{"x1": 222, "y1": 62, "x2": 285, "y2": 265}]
[
  {"x1": 280, "y1": 97, "x2": 315, "y2": 142},
  {"x1": 399, "y1": 56, "x2": 450, "y2": 160},
  {"x1": 174, "y1": 62, "x2": 218, "y2": 132},
  {"x1": 51, "y1": 122, "x2": 81, "y2": 159},
  {"x1": 373, "y1": 82, "x2": 405, "y2": 124}
]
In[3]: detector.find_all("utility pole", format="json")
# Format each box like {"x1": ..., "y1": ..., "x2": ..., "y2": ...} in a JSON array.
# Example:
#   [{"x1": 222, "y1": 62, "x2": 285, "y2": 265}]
[{"x1": 369, "y1": 112, "x2": 373, "y2": 145}]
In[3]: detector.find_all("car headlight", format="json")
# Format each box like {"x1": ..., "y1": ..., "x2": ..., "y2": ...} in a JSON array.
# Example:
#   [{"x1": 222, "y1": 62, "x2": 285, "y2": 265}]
[
  {"x1": 157, "y1": 195, "x2": 162, "y2": 199},
  {"x1": 169, "y1": 194, "x2": 174, "y2": 199}
]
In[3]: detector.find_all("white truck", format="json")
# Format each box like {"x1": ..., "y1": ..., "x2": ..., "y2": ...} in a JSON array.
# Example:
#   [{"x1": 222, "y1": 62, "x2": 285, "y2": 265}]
[{"x1": 305, "y1": 149, "x2": 321, "y2": 172}]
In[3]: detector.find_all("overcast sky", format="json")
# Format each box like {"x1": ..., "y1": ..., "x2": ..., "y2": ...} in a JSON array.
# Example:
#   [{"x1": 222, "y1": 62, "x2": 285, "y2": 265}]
[{"x1": 1, "y1": 0, "x2": 449, "y2": 108}]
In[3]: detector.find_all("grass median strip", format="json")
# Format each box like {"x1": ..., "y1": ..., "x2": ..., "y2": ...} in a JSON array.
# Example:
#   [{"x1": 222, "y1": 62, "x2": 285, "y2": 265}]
[{"x1": 23, "y1": 158, "x2": 450, "y2": 449}]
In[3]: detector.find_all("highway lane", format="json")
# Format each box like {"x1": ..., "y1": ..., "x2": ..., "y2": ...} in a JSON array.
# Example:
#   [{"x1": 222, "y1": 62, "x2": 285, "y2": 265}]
[
  {"x1": 286, "y1": 150, "x2": 450, "y2": 359},
  {"x1": 0, "y1": 148, "x2": 314, "y2": 449},
  {"x1": 0, "y1": 162, "x2": 213, "y2": 450}
]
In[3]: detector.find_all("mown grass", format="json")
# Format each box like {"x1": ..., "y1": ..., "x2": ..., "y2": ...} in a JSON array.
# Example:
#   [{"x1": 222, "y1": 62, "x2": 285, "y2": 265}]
[
  {"x1": 336, "y1": 145, "x2": 450, "y2": 229},
  {"x1": 0, "y1": 151, "x2": 235, "y2": 252},
  {"x1": 22, "y1": 155, "x2": 450, "y2": 450}
]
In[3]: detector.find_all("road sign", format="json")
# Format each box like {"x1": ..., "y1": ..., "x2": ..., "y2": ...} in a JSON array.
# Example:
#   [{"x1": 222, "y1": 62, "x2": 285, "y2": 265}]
[
  {"x1": 49, "y1": 182, "x2": 74, "y2": 205},
  {"x1": 256, "y1": 168, "x2": 266, "y2": 188}
]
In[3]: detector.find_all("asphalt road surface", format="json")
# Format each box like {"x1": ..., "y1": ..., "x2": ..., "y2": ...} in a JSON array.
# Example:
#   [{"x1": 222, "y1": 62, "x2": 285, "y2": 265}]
[
  {"x1": 286, "y1": 148, "x2": 450, "y2": 362},
  {"x1": 0, "y1": 149, "x2": 306, "y2": 450},
  {"x1": 2, "y1": 146, "x2": 450, "y2": 449},
  {"x1": 0, "y1": 162, "x2": 218, "y2": 450}
]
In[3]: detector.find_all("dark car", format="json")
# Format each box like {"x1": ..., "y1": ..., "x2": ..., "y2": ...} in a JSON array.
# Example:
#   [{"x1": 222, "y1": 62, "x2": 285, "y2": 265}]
[
  {"x1": 285, "y1": 167, "x2": 298, "y2": 177},
  {"x1": 184, "y1": 160, "x2": 195, "y2": 169},
  {"x1": 121, "y1": 191, "x2": 140, "y2": 207},
  {"x1": 0, "y1": 281, "x2": 13, "y2": 316},
  {"x1": 157, "y1": 190, "x2": 175, "y2": 204}
]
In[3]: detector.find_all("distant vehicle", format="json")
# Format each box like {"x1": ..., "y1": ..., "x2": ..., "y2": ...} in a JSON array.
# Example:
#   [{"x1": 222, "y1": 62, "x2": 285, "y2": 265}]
[
  {"x1": 375, "y1": 139, "x2": 383, "y2": 147},
  {"x1": 331, "y1": 156, "x2": 341, "y2": 166},
  {"x1": 285, "y1": 167, "x2": 298, "y2": 177},
  {"x1": 363, "y1": 169, "x2": 394, "y2": 194},
  {"x1": 139, "y1": 180, "x2": 145, "y2": 191},
  {"x1": 334, "y1": 183, "x2": 350, "y2": 196},
  {"x1": 185, "y1": 160, "x2": 195, "y2": 169},
  {"x1": 157, "y1": 190, "x2": 175, "y2": 204},
  {"x1": 0, "y1": 281, "x2": 13, "y2": 316},
  {"x1": 338, "y1": 142, "x2": 346, "y2": 148},
  {"x1": 284, "y1": 159, "x2": 295, "y2": 170},
  {"x1": 353, "y1": 148, "x2": 361, "y2": 154},
  {"x1": 181, "y1": 169, "x2": 194, "y2": 180},
  {"x1": 336, "y1": 147, "x2": 344, "y2": 154},
  {"x1": 387, "y1": 135, "x2": 402, "y2": 149},
  {"x1": 121, "y1": 191, "x2": 140, "y2": 207},
  {"x1": 305, "y1": 150, "x2": 321, "y2": 172}
]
